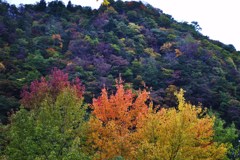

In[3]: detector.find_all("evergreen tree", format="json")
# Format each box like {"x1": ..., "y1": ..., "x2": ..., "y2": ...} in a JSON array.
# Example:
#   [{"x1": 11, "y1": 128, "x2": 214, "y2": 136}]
[
  {"x1": 67, "y1": 0, "x2": 74, "y2": 12},
  {"x1": 36, "y1": 0, "x2": 46, "y2": 11}
]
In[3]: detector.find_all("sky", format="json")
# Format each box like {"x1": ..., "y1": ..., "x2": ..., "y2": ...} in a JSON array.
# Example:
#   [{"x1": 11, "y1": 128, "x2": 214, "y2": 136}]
[{"x1": 6, "y1": 0, "x2": 240, "y2": 51}]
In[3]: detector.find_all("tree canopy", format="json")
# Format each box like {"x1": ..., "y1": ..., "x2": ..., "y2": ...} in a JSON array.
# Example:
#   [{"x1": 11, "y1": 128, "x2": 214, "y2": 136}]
[
  {"x1": 0, "y1": 70, "x2": 231, "y2": 159},
  {"x1": 0, "y1": 0, "x2": 240, "y2": 158}
]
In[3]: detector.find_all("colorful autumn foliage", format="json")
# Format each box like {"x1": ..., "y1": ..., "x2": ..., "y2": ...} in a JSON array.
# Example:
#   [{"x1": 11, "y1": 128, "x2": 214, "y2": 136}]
[
  {"x1": 88, "y1": 79, "x2": 149, "y2": 159},
  {"x1": 1, "y1": 0, "x2": 240, "y2": 131},
  {"x1": 0, "y1": 0, "x2": 239, "y2": 158},
  {"x1": 97, "y1": 0, "x2": 110, "y2": 6},
  {"x1": 86, "y1": 82, "x2": 229, "y2": 159},
  {"x1": 134, "y1": 89, "x2": 227, "y2": 159},
  {"x1": 0, "y1": 71, "x2": 231, "y2": 159},
  {"x1": 21, "y1": 68, "x2": 84, "y2": 109},
  {"x1": 91, "y1": 79, "x2": 149, "y2": 128}
]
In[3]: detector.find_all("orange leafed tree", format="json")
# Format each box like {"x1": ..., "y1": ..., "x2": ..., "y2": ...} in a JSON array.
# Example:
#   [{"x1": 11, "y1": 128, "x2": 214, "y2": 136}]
[
  {"x1": 87, "y1": 79, "x2": 227, "y2": 159},
  {"x1": 88, "y1": 79, "x2": 149, "y2": 159}
]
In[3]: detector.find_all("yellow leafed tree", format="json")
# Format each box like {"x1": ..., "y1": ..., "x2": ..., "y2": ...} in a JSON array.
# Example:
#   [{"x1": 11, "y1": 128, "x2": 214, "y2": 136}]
[
  {"x1": 134, "y1": 89, "x2": 227, "y2": 160},
  {"x1": 97, "y1": 0, "x2": 110, "y2": 6}
]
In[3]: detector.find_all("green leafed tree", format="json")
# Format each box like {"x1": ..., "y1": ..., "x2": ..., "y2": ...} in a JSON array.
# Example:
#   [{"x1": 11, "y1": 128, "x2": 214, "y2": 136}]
[
  {"x1": 2, "y1": 69, "x2": 90, "y2": 160},
  {"x1": 212, "y1": 114, "x2": 239, "y2": 159}
]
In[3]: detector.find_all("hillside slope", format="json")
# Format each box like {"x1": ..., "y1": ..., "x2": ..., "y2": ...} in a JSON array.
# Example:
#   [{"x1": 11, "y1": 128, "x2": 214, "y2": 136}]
[{"x1": 0, "y1": 0, "x2": 240, "y2": 127}]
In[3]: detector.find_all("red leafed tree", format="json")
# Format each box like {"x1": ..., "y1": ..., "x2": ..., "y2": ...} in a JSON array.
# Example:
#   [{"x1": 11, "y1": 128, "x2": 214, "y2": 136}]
[
  {"x1": 88, "y1": 79, "x2": 149, "y2": 159},
  {"x1": 21, "y1": 68, "x2": 84, "y2": 109}
]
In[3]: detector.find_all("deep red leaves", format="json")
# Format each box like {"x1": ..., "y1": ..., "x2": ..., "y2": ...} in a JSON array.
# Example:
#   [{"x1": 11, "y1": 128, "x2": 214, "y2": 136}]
[{"x1": 21, "y1": 68, "x2": 84, "y2": 108}]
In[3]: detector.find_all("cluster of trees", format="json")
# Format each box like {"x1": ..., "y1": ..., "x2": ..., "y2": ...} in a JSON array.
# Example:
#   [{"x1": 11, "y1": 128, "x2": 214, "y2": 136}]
[
  {"x1": 1, "y1": 0, "x2": 240, "y2": 129},
  {"x1": 0, "y1": 0, "x2": 240, "y2": 158},
  {"x1": 1, "y1": 69, "x2": 238, "y2": 159}
]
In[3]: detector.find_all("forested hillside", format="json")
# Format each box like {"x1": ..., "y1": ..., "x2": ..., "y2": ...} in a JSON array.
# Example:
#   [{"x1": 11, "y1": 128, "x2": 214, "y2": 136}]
[
  {"x1": 1, "y1": 0, "x2": 240, "y2": 125},
  {"x1": 0, "y1": 0, "x2": 240, "y2": 158}
]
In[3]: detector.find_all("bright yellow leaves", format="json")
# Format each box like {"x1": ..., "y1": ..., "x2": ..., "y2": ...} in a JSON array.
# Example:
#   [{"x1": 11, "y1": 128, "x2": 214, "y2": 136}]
[
  {"x1": 102, "y1": 0, "x2": 110, "y2": 6},
  {"x1": 88, "y1": 87, "x2": 227, "y2": 160},
  {"x1": 97, "y1": 0, "x2": 110, "y2": 6},
  {"x1": 135, "y1": 89, "x2": 227, "y2": 159}
]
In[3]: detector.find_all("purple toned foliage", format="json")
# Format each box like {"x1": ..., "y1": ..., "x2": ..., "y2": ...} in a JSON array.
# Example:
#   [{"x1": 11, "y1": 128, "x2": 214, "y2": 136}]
[
  {"x1": 93, "y1": 56, "x2": 111, "y2": 75},
  {"x1": 72, "y1": 57, "x2": 92, "y2": 69},
  {"x1": 93, "y1": 13, "x2": 109, "y2": 29},
  {"x1": 95, "y1": 42, "x2": 114, "y2": 56},
  {"x1": 108, "y1": 55, "x2": 129, "y2": 66},
  {"x1": 68, "y1": 39, "x2": 91, "y2": 56}
]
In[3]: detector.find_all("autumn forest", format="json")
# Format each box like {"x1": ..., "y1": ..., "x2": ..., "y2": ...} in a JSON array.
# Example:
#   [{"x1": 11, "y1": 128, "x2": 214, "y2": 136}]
[{"x1": 0, "y1": 0, "x2": 240, "y2": 159}]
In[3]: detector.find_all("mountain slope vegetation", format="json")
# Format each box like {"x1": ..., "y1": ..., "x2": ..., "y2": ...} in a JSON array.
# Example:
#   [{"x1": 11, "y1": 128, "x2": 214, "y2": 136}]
[
  {"x1": 1, "y1": 0, "x2": 240, "y2": 158},
  {"x1": 0, "y1": 0, "x2": 240, "y2": 127}
]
